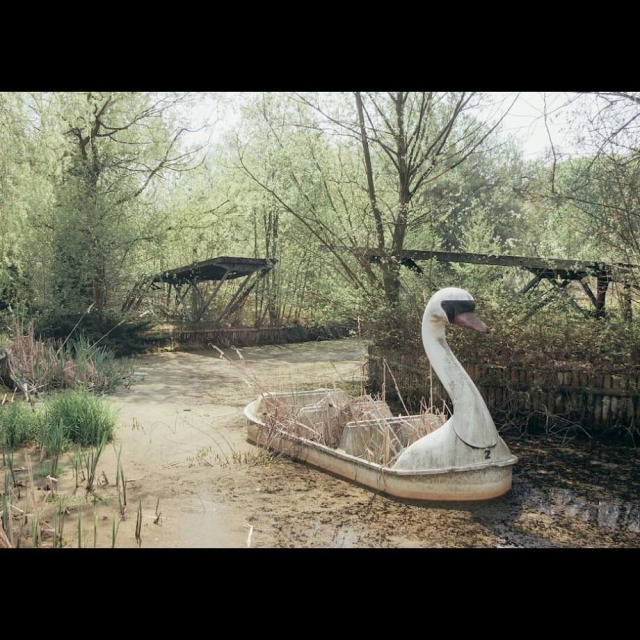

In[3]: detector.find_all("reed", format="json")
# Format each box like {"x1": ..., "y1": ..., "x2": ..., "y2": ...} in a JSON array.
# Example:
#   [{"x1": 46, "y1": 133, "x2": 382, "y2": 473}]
[
  {"x1": 5, "y1": 451, "x2": 16, "y2": 487},
  {"x1": 1, "y1": 320, "x2": 133, "y2": 395},
  {"x1": 82, "y1": 433, "x2": 108, "y2": 493},
  {"x1": 1, "y1": 474, "x2": 12, "y2": 547},
  {"x1": 0, "y1": 401, "x2": 37, "y2": 449},
  {"x1": 111, "y1": 515, "x2": 120, "y2": 548},
  {"x1": 71, "y1": 447, "x2": 83, "y2": 491},
  {"x1": 135, "y1": 499, "x2": 142, "y2": 547},
  {"x1": 42, "y1": 390, "x2": 117, "y2": 447},
  {"x1": 52, "y1": 498, "x2": 65, "y2": 548},
  {"x1": 42, "y1": 419, "x2": 66, "y2": 477},
  {"x1": 115, "y1": 444, "x2": 127, "y2": 518},
  {"x1": 77, "y1": 509, "x2": 83, "y2": 548}
]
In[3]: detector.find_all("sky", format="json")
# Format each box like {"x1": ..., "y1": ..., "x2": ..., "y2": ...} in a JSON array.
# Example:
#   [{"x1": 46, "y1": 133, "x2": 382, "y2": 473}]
[
  {"x1": 189, "y1": 92, "x2": 578, "y2": 161},
  {"x1": 494, "y1": 92, "x2": 576, "y2": 159}
]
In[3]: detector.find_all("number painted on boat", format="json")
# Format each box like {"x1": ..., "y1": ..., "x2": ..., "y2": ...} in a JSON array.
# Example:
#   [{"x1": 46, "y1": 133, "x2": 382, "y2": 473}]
[{"x1": 484, "y1": 449, "x2": 491, "y2": 459}]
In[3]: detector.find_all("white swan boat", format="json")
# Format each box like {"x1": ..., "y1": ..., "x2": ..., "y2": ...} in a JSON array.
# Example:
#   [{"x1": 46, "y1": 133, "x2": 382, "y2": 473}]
[{"x1": 244, "y1": 288, "x2": 518, "y2": 502}]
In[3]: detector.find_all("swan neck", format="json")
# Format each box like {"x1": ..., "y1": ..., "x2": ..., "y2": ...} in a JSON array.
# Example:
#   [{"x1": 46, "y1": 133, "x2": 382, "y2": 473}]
[
  {"x1": 422, "y1": 315, "x2": 498, "y2": 449},
  {"x1": 422, "y1": 320, "x2": 466, "y2": 402}
]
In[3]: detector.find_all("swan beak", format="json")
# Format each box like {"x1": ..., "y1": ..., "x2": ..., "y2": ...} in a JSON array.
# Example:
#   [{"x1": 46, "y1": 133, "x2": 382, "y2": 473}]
[{"x1": 453, "y1": 311, "x2": 490, "y2": 333}]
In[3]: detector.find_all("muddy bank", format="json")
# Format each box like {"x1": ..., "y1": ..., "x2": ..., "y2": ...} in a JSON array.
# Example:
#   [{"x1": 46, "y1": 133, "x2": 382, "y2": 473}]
[
  {"x1": 85, "y1": 338, "x2": 638, "y2": 548},
  {"x1": 9, "y1": 338, "x2": 634, "y2": 549}
]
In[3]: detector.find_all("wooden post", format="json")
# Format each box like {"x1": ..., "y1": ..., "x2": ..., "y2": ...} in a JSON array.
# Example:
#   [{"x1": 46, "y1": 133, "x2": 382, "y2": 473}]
[
  {"x1": 621, "y1": 281, "x2": 632, "y2": 323},
  {"x1": 595, "y1": 273, "x2": 610, "y2": 318}
]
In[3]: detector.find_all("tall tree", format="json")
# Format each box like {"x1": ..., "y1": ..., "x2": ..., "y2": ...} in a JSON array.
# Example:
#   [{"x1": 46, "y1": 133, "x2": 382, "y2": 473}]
[
  {"x1": 30, "y1": 92, "x2": 206, "y2": 319},
  {"x1": 0, "y1": 93, "x2": 28, "y2": 310},
  {"x1": 235, "y1": 92, "x2": 513, "y2": 314},
  {"x1": 0, "y1": 93, "x2": 54, "y2": 313},
  {"x1": 547, "y1": 92, "x2": 640, "y2": 263}
]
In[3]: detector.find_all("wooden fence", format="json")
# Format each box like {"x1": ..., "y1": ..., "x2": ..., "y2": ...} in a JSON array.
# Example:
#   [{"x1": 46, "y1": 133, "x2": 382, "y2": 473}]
[
  {"x1": 159, "y1": 323, "x2": 354, "y2": 348},
  {"x1": 367, "y1": 346, "x2": 640, "y2": 439}
]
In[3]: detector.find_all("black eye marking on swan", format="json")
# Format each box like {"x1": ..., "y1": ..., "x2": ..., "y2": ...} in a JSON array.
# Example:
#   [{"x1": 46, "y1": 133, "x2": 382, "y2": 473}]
[{"x1": 441, "y1": 299, "x2": 475, "y2": 323}]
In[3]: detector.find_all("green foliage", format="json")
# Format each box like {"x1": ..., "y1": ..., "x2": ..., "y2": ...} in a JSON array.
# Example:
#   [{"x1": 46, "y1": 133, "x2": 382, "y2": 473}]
[
  {"x1": 3, "y1": 90, "x2": 640, "y2": 355},
  {"x1": 33, "y1": 310, "x2": 171, "y2": 356},
  {"x1": 1, "y1": 388, "x2": 116, "y2": 454},
  {"x1": 362, "y1": 295, "x2": 424, "y2": 350},
  {"x1": 554, "y1": 155, "x2": 640, "y2": 263},
  {"x1": 40, "y1": 390, "x2": 117, "y2": 448},
  {"x1": 81, "y1": 433, "x2": 109, "y2": 493},
  {"x1": 449, "y1": 209, "x2": 506, "y2": 299},
  {"x1": 1, "y1": 320, "x2": 134, "y2": 394},
  {"x1": 367, "y1": 266, "x2": 640, "y2": 374},
  {"x1": 416, "y1": 145, "x2": 528, "y2": 253},
  {"x1": 19, "y1": 92, "x2": 204, "y2": 318},
  {"x1": 0, "y1": 94, "x2": 52, "y2": 316},
  {"x1": 41, "y1": 419, "x2": 67, "y2": 476},
  {"x1": 0, "y1": 402, "x2": 37, "y2": 448},
  {"x1": 227, "y1": 93, "x2": 374, "y2": 323}
]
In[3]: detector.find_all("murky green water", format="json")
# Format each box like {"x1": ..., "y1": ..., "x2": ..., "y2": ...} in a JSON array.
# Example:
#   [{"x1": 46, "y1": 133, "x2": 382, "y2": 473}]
[{"x1": 471, "y1": 434, "x2": 640, "y2": 547}]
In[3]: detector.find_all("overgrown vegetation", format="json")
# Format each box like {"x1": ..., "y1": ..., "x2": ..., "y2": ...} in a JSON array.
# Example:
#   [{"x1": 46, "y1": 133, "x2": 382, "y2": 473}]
[
  {"x1": 0, "y1": 311, "x2": 131, "y2": 547},
  {"x1": 32, "y1": 311, "x2": 173, "y2": 356},
  {"x1": 0, "y1": 390, "x2": 117, "y2": 451},
  {"x1": 0, "y1": 402, "x2": 35, "y2": 448},
  {"x1": 370, "y1": 290, "x2": 640, "y2": 371},
  {"x1": 0, "y1": 387, "x2": 121, "y2": 548},
  {"x1": 0, "y1": 320, "x2": 135, "y2": 396},
  {"x1": 0, "y1": 445, "x2": 132, "y2": 548},
  {"x1": 2, "y1": 90, "x2": 640, "y2": 438},
  {"x1": 40, "y1": 391, "x2": 117, "y2": 447}
]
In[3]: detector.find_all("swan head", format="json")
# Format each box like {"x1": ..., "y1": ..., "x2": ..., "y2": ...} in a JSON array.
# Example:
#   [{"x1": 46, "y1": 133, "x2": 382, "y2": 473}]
[{"x1": 424, "y1": 287, "x2": 489, "y2": 333}]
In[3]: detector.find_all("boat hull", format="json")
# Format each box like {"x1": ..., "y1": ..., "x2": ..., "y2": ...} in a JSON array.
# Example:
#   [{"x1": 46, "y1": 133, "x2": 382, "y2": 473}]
[{"x1": 244, "y1": 392, "x2": 516, "y2": 502}]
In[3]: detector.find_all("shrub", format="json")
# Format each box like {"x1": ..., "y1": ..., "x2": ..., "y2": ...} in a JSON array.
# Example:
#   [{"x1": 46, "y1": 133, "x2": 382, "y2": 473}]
[
  {"x1": 367, "y1": 288, "x2": 640, "y2": 372},
  {"x1": 40, "y1": 390, "x2": 117, "y2": 447},
  {"x1": 0, "y1": 402, "x2": 37, "y2": 448},
  {"x1": 33, "y1": 310, "x2": 172, "y2": 356},
  {"x1": 0, "y1": 321, "x2": 134, "y2": 395}
]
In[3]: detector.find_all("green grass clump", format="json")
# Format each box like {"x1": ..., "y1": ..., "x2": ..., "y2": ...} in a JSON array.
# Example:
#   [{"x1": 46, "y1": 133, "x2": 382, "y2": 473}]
[
  {"x1": 40, "y1": 390, "x2": 117, "y2": 447},
  {"x1": 62, "y1": 334, "x2": 134, "y2": 393},
  {"x1": 0, "y1": 402, "x2": 37, "y2": 448}
]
